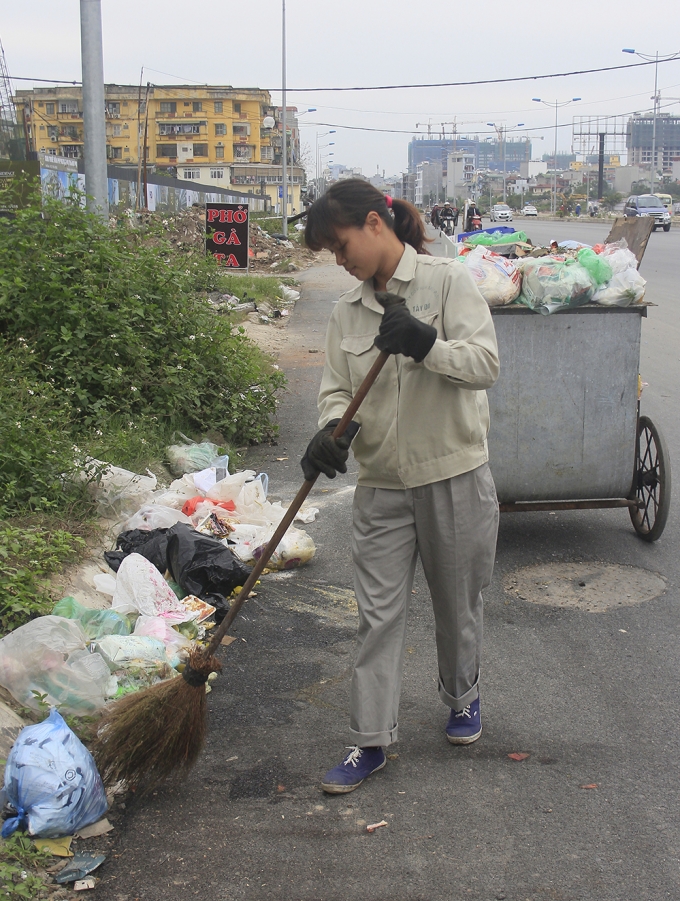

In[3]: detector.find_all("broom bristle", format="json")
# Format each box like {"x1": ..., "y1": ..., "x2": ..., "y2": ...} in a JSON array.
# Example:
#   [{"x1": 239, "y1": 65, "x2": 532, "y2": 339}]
[{"x1": 92, "y1": 647, "x2": 220, "y2": 789}]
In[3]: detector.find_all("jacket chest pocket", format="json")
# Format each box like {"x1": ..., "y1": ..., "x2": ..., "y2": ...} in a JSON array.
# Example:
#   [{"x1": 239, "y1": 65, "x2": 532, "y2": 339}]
[{"x1": 340, "y1": 333, "x2": 380, "y2": 392}]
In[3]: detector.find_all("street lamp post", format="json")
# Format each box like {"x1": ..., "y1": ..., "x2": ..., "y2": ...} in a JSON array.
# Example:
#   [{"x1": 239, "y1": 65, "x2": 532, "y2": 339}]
[
  {"x1": 281, "y1": 0, "x2": 288, "y2": 235},
  {"x1": 315, "y1": 130, "x2": 335, "y2": 195},
  {"x1": 533, "y1": 98, "x2": 581, "y2": 214},
  {"x1": 622, "y1": 49, "x2": 680, "y2": 193}
]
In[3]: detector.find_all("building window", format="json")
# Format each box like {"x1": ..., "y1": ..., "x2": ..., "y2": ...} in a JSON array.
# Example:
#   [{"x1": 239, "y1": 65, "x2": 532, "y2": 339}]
[
  {"x1": 193, "y1": 101, "x2": 202, "y2": 112},
  {"x1": 45, "y1": 102, "x2": 55, "y2": 116},
  {"x1": 105, "y1": 102, "x2": 120, "y2": 116},
  {"x1": 160, "y1": 101, "x2": 176, "y2": 114},
  {"x1": 159, "y1": 122, "x2": 201, "y2": 135},
  {"x1": 58, "y1": 101, "x2": 79, "y2": 114},
  {"x1": 214, "y1": 123, "x2": 226, "y2": 136},
  {"x1": 112, "y1": 124, "x2": 122, "y2": 137},
  {"x1": 193, "y1": 143, "x2": 208, "y2": 156},
  {"x1": 233, "y1": 102, "x2": 241, "y2": 114},
  {"x1": 157, "y1": 143, "x2": 177, "y2": 157},
  {"x1": 47, "y1": 126, "x2": 58, "y2": 139},
  {"x1": 260, "y1": 146, "x2": 273, "y2": 161},
  {"x1": 183, "y1": 168, "x2": 200, "y2": 179},
  {"x1": 210, "y1": 168, "x2": 224, "y2": 179},
  {"x1": 107, "y1": 146, "x2": 122, "y2": 159},
  {"x1": 233, "y1": 123, "x2": 250, "y2": 137},
  {"x1": 214, "y1": 101, "x2": 223, "y2": 113},
  {"x1": 233, "y1": 144, "x2": 254, "y2": 161},
  {"x1": 215, "y1": 145, "x2": 225, "y2": 159}
]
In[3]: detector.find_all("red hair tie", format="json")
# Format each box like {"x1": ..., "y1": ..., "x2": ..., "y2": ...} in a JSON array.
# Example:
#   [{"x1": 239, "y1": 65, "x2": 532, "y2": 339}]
[{"x1": 385, "y1": 195, "x2": 392, "y2": 209}]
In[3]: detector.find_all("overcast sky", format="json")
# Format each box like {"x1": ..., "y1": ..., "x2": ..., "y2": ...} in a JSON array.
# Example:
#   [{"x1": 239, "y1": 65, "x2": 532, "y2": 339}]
[{"x1": 4, "y1": 1, "x2": 680, "y2": 176}]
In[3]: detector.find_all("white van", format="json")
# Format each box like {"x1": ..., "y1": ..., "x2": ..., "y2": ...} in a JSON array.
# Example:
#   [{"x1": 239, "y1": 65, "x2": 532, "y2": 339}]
[{"x1": 654, "y1": 193, "x2": 673, "y2": 210}]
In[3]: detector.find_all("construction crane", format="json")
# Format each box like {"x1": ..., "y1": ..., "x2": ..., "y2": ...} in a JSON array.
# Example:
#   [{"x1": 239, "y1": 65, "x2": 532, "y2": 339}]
[
  {"x1": 0, "y1": 35, "x2": 19, "y2": 159},
  {"x1": 415, "y1": 118, "x2": 489, "y2": 140}
]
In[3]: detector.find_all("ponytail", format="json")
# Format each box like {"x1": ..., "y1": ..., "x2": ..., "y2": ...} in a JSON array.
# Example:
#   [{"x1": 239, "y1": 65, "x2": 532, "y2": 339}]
[{"x1": 305, "y1": 179, "x2": 431, "y2": 255}]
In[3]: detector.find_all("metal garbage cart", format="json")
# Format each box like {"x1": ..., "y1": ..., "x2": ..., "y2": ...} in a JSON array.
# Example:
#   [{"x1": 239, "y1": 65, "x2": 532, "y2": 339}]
[{"x1": 486, "y1": 250, "x2": 671, "y2": 542}]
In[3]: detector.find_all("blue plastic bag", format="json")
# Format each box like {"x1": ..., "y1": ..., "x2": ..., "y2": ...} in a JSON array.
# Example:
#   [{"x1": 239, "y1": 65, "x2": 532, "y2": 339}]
[{"x1": 2, "y1": 708, "x2": 108, "y2": 838}]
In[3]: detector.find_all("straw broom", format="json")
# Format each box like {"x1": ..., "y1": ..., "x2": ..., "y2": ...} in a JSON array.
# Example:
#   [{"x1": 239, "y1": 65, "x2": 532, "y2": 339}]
[{"x1": 92, "y1": 342, "x2": 396, "y2": 788}]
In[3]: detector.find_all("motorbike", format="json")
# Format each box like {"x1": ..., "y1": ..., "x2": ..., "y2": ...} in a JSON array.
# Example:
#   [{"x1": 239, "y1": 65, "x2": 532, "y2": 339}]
[
  {"x1": 440, "y1": 213, "x2": 455, "y2": 236},
  {"x1": 471, "y1": 213, "x2": 482, "y2": 230}
]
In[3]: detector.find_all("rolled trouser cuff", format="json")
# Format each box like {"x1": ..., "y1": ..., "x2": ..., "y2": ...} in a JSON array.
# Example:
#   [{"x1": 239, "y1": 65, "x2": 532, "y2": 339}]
[
  {"x1": 349, "y1": 723, "x2": 398, "y2": 747},
  {"x1": 439, "y1": 675, "x2": 479, "y2": 711}
]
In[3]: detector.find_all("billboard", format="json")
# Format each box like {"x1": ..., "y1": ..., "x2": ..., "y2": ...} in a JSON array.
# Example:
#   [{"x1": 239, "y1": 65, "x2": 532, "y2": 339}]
[{"x1": 205, "y1": 203, "x2": 249, "y2": 269}]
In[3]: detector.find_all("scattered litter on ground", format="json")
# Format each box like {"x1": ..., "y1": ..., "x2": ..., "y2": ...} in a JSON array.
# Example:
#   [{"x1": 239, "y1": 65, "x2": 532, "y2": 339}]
[
  {"x1": 366, "y1": 820, "x2": 388, "y2": 833},
  {"x1": 74, "y1": 877, "x2": 97, "y2": 890},
  {"x1": 35, "y1": 836, "x2": 74, "y2": 857},
  {"x1": 580, "y1": 783, "x2": 598, "y2": 790},
  {"x1": 75, "y1": 818, "x2": 113, "y2": 839},
  {"x1": 55, "y1": 852, "x2": 107, "y2": 884},
  {"x1": 507, "y1": 752, "x2": 530, "y2": 762}
]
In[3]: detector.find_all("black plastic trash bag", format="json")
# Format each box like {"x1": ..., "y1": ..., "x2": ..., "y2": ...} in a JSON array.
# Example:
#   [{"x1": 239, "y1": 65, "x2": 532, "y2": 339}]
[
  {"x1": 104, "y1": 528, "x2": 169, "y2": 573},
  {"x1": 165, "y1": 523, "x2": 251, "y2": 605}
]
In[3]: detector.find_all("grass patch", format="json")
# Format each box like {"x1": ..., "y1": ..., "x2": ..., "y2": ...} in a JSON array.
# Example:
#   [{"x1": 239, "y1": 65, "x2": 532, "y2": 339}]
[{"x1": 0, "y1": 832, "x2": 53, "y2": 899}]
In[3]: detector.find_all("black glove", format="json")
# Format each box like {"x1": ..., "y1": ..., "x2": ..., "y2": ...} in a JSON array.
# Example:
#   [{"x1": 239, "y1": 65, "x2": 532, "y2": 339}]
[
  {"x1": 301, "y1": 419, "x2": 361, "y2": 481},
  {"x1": 374, "y1": 302, "x2": 437, "y2": 363}
]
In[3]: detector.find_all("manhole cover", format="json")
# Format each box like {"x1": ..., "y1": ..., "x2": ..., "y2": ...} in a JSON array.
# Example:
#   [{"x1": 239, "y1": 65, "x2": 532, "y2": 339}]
[{"x1": 504, "y1": 563, "x2": 666, "y2": 613}]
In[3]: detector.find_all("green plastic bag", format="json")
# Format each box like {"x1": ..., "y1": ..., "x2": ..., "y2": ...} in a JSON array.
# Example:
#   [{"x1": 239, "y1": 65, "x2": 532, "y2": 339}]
[
  {"x1": 52, "y1": 596, "x2": 131, "y2": 640},
  {"x1": 464, "y1": 230, "x2": 529, "y2": 247},
  {"x1": 577, "y1": 248, "x2": 613, "y2": 286}
]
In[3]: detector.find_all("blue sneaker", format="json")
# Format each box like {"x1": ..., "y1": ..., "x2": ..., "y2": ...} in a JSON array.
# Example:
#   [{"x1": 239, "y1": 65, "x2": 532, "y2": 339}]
[
  {"x1": 320, "y1": 746, "x2": 386, "y2": 794},
  {"x1": 446, "y1": 697, "x2": 482, "y2": 745}
]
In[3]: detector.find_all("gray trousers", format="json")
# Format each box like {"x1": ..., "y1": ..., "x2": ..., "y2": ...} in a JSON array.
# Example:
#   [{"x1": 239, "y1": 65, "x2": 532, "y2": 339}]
[{"x1": 349, "y1": 464, "x2": 499, "y2": 747}]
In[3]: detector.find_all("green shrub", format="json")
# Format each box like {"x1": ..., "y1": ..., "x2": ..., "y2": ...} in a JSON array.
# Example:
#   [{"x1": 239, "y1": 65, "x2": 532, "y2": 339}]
[
  {"x1": 0, "y1": 340, "x2": 91, "y2": 516},
  {"x1": 0, "y1": 525, "x2": 86, "y2": 634},
  {"x1": 0, "y1": 183, "x2": 285, "y2": 443}
]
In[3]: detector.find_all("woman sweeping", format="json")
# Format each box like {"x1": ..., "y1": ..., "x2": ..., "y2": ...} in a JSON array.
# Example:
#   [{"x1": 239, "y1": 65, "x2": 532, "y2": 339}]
[{"x1": 302, "y1": 180, "x2": 500, "y2": 794}]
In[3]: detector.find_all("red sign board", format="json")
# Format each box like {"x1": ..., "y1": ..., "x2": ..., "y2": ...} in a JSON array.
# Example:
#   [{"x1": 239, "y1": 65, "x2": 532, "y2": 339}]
[{"x1": 205, "y1": 203, "x2": 249, "y2": 269}]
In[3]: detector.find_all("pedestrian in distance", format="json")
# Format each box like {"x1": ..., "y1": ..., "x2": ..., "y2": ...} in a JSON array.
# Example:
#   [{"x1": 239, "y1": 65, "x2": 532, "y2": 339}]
[
  {"x1": 303, "y1": 179, "x2": 500, "y2": 793},
  {"x1": 430, "y1": 203, "x2": 440, "y2": 229},
  {"x1": 575, "y1": 202, "x2": 581, "y2": 217}
]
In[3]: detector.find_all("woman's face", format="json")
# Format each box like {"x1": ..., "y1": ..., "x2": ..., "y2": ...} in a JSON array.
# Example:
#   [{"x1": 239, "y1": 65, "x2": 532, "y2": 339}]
[{"x1": 327, "y1": 217, "x2": 383, "y2": 282}]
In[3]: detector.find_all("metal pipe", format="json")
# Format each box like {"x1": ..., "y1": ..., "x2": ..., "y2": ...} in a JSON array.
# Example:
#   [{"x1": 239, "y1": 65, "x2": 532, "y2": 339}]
[
  {"x1": 500, "y1": 498, "x2": 642, "y2": 513},
  {"x1": 79, "y1": 0, "x2": 108, "y2": 218},
  {"x1": 281, "y1": 0, "x2": 287, "y2": 236}
]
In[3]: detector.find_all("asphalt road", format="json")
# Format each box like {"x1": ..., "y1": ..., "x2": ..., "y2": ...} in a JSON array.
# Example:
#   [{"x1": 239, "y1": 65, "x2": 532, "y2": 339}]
[{"x1": 96, "y1": 227, "x2": 679, "y2": 901}]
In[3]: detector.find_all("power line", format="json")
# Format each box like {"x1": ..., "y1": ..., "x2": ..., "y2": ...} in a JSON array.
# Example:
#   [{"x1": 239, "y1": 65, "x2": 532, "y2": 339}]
[
  {"x1": 11, "y1": 75, "x2": 81, "y2": 84},
  {"x1": 275, "y1": 57, "x2": 677, "y2": 93}
]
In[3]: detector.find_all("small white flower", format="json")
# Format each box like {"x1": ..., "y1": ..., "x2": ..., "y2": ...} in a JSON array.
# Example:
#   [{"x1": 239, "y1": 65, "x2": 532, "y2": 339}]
[
  {"x1": 176, "y1": 364, "x2": 183, "y2": 370},
  {"x1": 15, "y1": 422, "x2": 21, "y2": 429},
  {"x1": 130, "y1": 386, "x2": 138, "y2": 392}
]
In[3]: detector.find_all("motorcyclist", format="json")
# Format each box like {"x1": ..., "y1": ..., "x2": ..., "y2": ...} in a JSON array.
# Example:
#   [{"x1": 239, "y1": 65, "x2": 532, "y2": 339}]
[
  {"x1": 440, "y1": 201, "x2": 456, "y2": 234},
  {"x1": 465, "y1": 201, "x2": 481, "y2": 232},
  {"x1": 430, "y1": 203, "x2": 441, "y2": 228}
]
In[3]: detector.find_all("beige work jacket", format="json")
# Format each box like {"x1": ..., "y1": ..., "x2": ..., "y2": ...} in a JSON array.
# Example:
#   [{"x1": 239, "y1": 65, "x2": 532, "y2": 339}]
[{"x1": 318, "y1": 243, "x2": 499, "y2": 489}]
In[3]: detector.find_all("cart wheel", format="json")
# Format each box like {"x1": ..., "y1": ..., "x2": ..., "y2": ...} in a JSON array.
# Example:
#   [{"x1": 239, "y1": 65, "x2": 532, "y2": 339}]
[{"x1": 629, "y1": 415, "x2": 672, "y2": 541}]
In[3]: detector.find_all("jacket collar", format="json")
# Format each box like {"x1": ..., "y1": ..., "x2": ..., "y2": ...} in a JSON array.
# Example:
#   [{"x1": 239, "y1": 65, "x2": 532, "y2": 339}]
[{"x1": 343, "y1": 243, "x2": 418, "y2": 313}]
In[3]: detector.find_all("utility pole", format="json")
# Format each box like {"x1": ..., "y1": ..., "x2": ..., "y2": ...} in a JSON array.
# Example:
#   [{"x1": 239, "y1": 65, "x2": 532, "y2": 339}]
[
  {"x1": 80, "y1": 0, "x2": 108, "y2": 218},
  {"x1": 281, "y1": 0, "x2": 288, "y2": 236}
]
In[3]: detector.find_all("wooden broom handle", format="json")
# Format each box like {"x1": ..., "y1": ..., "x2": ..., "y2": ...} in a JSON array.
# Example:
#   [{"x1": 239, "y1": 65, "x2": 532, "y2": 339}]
[{"x1": 206, "y1": 348, "x2": 391, "y2": 654}]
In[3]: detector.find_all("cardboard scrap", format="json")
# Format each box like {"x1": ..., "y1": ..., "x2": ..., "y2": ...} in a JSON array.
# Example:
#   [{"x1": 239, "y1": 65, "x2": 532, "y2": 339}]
[
  {"x1": 35, "y1": 836, "x2": 73, "y2": 857},
  {"x1": 74, "y1": 878, "x2": 96, "y2": 891},
  {"x1": 76, "y1": 818, "x2": 113, "y2": 839}
]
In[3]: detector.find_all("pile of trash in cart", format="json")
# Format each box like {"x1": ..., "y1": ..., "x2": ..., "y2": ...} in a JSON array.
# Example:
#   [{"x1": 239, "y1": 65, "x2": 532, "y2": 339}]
[
  {"x1": 455, "y1": 232, "x2": 646, "y2": 314},
  {"x1": 0, "y1": 436, "x2": 317, "y2": 720}
]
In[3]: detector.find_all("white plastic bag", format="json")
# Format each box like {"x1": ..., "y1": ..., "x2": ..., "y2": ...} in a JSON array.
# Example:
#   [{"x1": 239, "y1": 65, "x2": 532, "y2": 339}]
[
  {"x1": 151, "y1": 475, "x2": 199, "y2": 509},
  {"x1": 459, "y1": 247, "x2": 521, "y2": 306},
  {"x1": 95, "y1": 634, "x2": 176, "y2": 670},
  {"x1": 2, "y1": 708, "x2": 108, "y2": 838},
  {"x1": 111, "y1": 553, "x2": 188, "y2": 622},
  {"x1": 0, "y1": 617, "x2": 110, "y2": 714},
  {"x1": 228, "y1": 523, "x2": 316, "y2": 570},
  {"x1": 592, "y1": 268, "x2": 647, "y2": 306},
  {"x1": 83, "y1": 460, "x2": 157, "y2": 516},
  {"x1": 600, "y1": 238, "x2": 638, "y2": 274},
  {"x1": 122, "y1": 504, "x2": 192, "y2": 532},
  {"x1": 207, "y1": 469, "x2": 256, "y2": 504}
]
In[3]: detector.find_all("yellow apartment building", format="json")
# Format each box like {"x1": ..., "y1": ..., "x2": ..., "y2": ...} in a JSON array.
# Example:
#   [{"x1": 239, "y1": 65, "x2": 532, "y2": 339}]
[{"x1": 14, "y1": 85, "x2": 305, "y2": 213}]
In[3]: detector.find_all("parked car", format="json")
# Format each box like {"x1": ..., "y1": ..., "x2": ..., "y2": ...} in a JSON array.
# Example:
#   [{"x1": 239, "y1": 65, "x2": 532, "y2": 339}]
[
  {"x1": 490, "y1": 203, "x2": 513, "y2": 222},
  {"x1": 520, "y1": 205, "x2": 538, "y2": 217},
  {"x1": 623, "y1": 194, "x2": 672, "y2": 231}
]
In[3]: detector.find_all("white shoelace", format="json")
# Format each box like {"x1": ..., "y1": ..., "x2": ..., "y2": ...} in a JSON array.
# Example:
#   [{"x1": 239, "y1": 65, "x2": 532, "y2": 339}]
[
  {"x1": 454, "y1": 705, "x2": 472, "y2": 720},
  {"x1": 342, "y1": 746, "x2": 363, "y2": 767}
]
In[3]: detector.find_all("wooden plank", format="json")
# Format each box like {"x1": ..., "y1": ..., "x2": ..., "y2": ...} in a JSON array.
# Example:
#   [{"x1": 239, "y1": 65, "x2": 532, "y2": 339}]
[{"x1": 605, "y1": 216, "x2": 654, "y2": 269}]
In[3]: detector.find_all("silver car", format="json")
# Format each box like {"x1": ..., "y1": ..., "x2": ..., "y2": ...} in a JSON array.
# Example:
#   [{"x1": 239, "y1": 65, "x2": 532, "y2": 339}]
[{"x1": 490, "y1": 203, "x2": 513, "y2": 222}]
